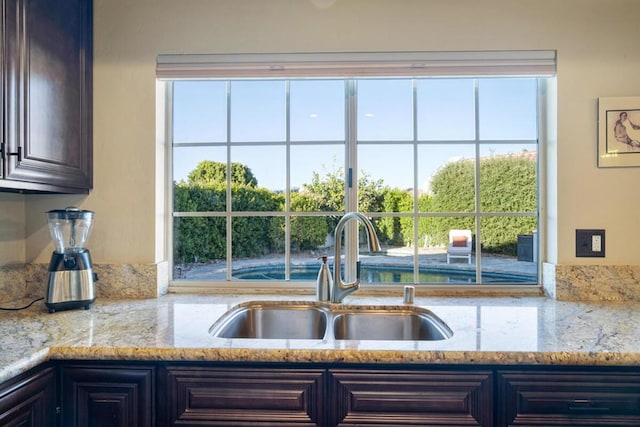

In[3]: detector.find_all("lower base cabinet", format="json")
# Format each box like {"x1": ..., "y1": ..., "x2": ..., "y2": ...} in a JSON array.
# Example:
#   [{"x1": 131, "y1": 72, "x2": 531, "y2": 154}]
[
  {"x1": 161, "y1": 365, "x2": 640, "y2": 427},
  {"x1": 163, "y1": 366, "x2": 326, "y2": 426},
  {"x1": 60, "y1": 363, "x2": 156, "y2": 427},
  {"x1": 162, "y1": 366, "x2": 493, "y2": 427},
  {"x1": 328, "y1": 369, "x2": 493, "y2": 426},
  {"x1": 497, "y1": 369, "x2": 640, "y2": 426},
  {"x1": 0, "y1": 365, "x2": 56, "y2": 426},
  {"x1": 3, "y1": 361, "x2": 640, "y2": 427}
]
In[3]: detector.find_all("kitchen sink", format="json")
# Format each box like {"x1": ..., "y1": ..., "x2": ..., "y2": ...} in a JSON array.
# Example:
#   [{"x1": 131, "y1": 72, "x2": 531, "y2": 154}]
[
  {"x1": 208, "y1": 301, "x2": 328, "y2": 339},
  {"x1": 209, "y1": 301, "x2": 452, "y2": 341},
  {"x1": 332, "y1": 308, "x2": 452, "y2": 341}
]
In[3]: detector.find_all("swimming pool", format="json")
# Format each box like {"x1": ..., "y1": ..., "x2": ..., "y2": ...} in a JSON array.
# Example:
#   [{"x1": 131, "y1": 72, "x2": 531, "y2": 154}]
[{"x1": 232, "y1": 264, "x2": 535, "y2": 284}]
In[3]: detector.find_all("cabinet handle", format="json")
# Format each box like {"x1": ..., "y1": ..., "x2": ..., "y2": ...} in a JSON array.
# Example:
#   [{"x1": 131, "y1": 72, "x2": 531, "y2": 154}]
[
  {"x1": 568, "y1": 400, "x2": 610, "y2": 414},
  {"x1": 7, "y1": 146, "x2": 22, "y2": 161}
]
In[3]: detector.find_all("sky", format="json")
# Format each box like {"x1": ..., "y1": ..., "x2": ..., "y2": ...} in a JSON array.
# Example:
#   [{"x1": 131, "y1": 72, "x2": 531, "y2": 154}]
[{"x1": 172, "y1": 78, "x2": 538, "y2": 192}]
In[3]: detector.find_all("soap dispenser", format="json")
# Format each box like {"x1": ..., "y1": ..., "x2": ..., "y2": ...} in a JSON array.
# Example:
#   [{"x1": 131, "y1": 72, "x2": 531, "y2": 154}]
[{"x1": 316, "y1": 256, "x2": 332, "y2": 301}]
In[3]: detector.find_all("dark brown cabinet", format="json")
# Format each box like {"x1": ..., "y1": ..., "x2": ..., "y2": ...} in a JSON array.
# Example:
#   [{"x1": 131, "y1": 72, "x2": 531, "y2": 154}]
[
  {"x1": 162, "y1": 365, "x2": 493, "y2": 427},
  {"x1": 164, "y1": 366, "x2": 326, "y2": 426},
  {"x1": 0, "y1": 365, "x2": 56, "y2": 426},
  {"x1": 60, "y1": 363, "x2": 156, "y2": 427},
  {"x1": 163, "y1": 364, "x2": 640, "y2": 427},
  {"x1": 497, "y1": 369, "x2": 640, "y2": 426},
  {"x1": 329, "y1": 368, "x2": 493, "y2": 426},
  {"x1": 1, "y1": 0, "x2": 92, "y2": 193},
  {"x1": 3, "y1": 360, "x2": 640, "y2": 427}
]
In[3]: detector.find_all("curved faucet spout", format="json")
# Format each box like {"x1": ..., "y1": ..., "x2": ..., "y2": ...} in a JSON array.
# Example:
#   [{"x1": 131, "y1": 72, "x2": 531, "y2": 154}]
[{"x1": 331, "y1": 212, "x2": 381, "y2": 303}]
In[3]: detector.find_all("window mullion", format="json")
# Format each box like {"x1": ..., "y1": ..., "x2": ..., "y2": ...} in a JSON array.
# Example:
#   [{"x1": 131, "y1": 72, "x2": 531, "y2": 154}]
[
  {"x1": 473, "y1": 78, "x2": 482, "y2": 283},
  {"x1": 225, "y1": 80, "x2": 233, "y2": 281},
  {"x1": 165, "y1": 82, "x2": 175, "y2": 280},
  {"x1": 285, "y1": 80, "x2": 291, "y2": 281},
  {"x1": 345, "y1": 79, "x2": 358, "y2": 283},
  {"x1": 346, "y1": 80, "x2": 358, "y2": 212},
  {"x1": 412, "y1": 79, "x2": 420, "y2": 284}
]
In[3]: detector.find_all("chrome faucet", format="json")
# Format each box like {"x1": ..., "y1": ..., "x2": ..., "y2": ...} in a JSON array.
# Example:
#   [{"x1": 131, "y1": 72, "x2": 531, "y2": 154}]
[{"x1": 331, "y1": 212, "x2": 381, "y2": 303}]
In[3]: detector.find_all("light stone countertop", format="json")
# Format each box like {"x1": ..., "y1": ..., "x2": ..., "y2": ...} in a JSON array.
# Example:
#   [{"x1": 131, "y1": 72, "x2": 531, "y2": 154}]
[{"x1": 1, "y1": 293, "x2": 640, "y2": 384}]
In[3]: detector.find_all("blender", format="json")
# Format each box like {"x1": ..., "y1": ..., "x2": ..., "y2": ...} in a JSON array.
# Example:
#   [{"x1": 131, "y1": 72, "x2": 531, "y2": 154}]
[{"x1": 45, "y1": 207, "x2": 97, "y2": 313}]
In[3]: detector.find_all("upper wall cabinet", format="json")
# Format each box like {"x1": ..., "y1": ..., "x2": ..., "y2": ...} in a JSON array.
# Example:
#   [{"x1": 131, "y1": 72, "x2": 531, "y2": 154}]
[{"x1": 1, "y1": 0, "x2": 92, "y2": 193}]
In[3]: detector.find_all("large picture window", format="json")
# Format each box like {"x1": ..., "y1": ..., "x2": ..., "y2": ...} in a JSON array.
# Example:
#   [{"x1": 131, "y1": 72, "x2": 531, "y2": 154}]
[{"x1": 163, "y1": 51, "x2": 553, "y2": 291}]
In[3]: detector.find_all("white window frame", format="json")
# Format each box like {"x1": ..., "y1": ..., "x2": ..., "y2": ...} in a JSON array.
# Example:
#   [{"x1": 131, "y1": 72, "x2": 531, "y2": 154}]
[{"x1": 159, "y1": 51, "x2": 555, "y2": 294}]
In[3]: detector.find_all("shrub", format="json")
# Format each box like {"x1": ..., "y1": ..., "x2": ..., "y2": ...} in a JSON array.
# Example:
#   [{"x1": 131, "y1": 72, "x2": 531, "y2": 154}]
[
  {"x1": 174, "y1": 152, "x2": 537, "y2": 261},
  {"x1": 173, "y1": 182, "x2": 285, "y2": 262},
  {"x1": 290, "y1": 192, "x2": 329, "y2": 251},
  {"x1": 423, "y1": 153, "x2": 537, "y2": 255},
  {"x1": 377, "y1": 188, "x2": 412, "y2": 246}
]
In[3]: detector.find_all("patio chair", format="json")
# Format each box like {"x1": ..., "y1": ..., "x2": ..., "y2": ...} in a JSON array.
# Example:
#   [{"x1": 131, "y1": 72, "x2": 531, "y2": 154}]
[{"x1": 446, "y1": 229, "x2": 472, "y2": 264}]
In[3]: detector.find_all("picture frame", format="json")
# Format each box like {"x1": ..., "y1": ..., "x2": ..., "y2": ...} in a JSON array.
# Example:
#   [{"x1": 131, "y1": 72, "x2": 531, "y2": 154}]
[{"x1": 598, "y1": 96, "x2": 640, "y2": 167}]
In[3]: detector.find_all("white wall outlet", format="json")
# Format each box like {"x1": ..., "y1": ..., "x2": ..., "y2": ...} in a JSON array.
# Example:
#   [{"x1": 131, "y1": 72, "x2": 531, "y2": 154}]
[
  {"x1": 592, "y1": 235, "x2": 602, "y2": 252},
  {"x1": 576, "y1": 229, "x2": 605, "y2": 257}
]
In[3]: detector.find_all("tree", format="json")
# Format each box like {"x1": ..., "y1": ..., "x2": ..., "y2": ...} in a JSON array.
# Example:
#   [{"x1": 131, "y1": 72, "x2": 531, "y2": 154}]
[
  {"x1": 302, "y1": 168, "x2": 345, "y2": 213},
  {"x1": 301, "y1": 165, "x2": 387, "y2": 232},
  {"x1": 187, "y1": 160, "x2": 258, "y2": 187}
]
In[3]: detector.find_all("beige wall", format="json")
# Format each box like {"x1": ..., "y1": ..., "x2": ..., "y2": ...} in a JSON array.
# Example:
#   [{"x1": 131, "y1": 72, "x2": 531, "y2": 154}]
[
  {"x1": 0, "y1": 193, "x2": 25, "y2": 265},
  {"x1": 6, "y1": 0, "x2": 640, "y2": 269}
]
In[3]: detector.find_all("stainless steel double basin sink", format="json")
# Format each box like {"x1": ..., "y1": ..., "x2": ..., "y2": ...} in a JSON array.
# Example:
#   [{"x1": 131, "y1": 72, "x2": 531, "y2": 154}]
[{"x1": 209, "y1": 301, "x2": 453, "y2": 341}]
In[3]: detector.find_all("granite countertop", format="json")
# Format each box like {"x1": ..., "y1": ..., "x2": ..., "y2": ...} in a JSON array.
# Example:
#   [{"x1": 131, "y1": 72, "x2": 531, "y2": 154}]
[{"x1": 2, "y1": 294, "x2": 640, "y2": 383}]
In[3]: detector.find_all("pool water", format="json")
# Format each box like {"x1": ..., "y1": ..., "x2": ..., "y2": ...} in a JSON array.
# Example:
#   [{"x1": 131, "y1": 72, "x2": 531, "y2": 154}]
[{"x1": 233, "y1": 264, "x2": 534, "y2": 284}]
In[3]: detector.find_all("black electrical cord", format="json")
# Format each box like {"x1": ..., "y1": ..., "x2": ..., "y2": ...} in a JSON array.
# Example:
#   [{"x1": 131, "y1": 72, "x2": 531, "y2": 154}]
[{"x1": 0, "y1": 297, "x2": 44, "y2": 311}]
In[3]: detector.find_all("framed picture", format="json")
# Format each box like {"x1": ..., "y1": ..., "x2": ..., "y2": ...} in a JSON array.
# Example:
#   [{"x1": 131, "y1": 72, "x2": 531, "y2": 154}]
[{"x1": 598, "y1": 96, "x2": 640, "y2": 167}]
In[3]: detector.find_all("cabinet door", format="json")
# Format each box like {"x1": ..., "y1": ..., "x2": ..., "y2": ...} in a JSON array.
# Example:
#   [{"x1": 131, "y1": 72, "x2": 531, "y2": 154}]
[
  {"x1": 2, "y1": 0, "x2": 20, "y2": 183},
  {"x1": 497, "y1": 369, "x2": 640, "y2": 426},
  {"x1": 0, "y1": 1, "x2": 2, "y2": 177},
  {"x1": 164, "y1": 366, "x2": 326, "y2": 426},
  {"x1": 3, "y1": 0, "x2": 92, "y2": 192},
  {"x1": 328, "y1": 368, "x2": 493, "y2": 426},
  {"x1": 0, "y1": 365, "x2": 56, "y2": 427},
  {"x1": 60, "y1": 364, "x2": 155, "y2": 427}
]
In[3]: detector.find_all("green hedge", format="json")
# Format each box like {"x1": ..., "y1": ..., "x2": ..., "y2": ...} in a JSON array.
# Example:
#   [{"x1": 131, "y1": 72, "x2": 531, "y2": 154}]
[
  {"x1": 173, "y1": 183, "x2": 286, "y2": 263},
  {"x1": 377, "y1": 188, "x2": 412, "y2": 246},
  {"x1": 290, "y1": 192, "x2": 329, "y2": 251},
  {"x1": 174, "y1": 154, "x2": 536, "y2": 262},
  {"x1": 419, "y1": 155, "x2": 537, "y2": 255}
]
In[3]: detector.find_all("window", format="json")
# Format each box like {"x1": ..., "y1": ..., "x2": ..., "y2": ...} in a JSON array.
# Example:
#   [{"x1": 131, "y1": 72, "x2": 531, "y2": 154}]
[{"x1": 162, "y1": 51, "x2": 554, "y2": 291}]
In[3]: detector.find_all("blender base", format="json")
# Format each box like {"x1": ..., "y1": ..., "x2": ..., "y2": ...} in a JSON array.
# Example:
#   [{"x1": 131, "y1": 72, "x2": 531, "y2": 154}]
[
  {"x1": 46, "y1": 299, "x2": 94, "y2": 313},
  {"x1": 45, "y1": 265, "x2": 96, "y2": 314}
]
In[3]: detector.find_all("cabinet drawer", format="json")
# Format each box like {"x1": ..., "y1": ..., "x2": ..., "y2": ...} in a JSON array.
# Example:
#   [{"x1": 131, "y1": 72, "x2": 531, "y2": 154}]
[
  {"x1": 329, "y1": 368, "x2": 493, "y2": 426},
  {"x1": 164, "y1": 366, "x2": 326, "y2": 426},
  {"x1": 497, "y1": 370, "x2": 640, "y2": 426}
]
